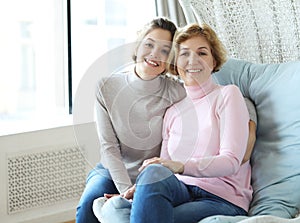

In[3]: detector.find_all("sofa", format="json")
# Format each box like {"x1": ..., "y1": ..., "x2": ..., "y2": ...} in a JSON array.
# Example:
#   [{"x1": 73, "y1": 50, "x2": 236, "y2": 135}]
[
  {"x1": 94, "y1": 58, "x2": 300, "y2": 223},
  {"x1": 201, "y1": 58, "x2": 300, "y2": 223}
]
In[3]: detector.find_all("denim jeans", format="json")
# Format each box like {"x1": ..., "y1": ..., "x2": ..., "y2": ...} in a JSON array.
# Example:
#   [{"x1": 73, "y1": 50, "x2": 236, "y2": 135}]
[
  {"x1": 131, "y1": 164, "x2": 247, "y2": 223},
  {"x1": 76, "y1": 163, "x2": 118, "y2": 223}
]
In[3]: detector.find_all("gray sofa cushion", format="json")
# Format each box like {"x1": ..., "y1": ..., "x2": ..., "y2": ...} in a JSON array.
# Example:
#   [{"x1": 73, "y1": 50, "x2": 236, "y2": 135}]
[{"x1": 212, "y1": 58, "x2": 300, "y2": 218}]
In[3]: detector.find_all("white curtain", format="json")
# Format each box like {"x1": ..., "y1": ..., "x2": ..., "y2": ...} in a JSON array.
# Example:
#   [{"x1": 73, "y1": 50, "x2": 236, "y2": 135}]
[
  {"x1": 179, "y1": 0, "x2": 300, "y2": 63},
  {"x1": 155, "y1": 0, "x2": 187, "y2": 27}
]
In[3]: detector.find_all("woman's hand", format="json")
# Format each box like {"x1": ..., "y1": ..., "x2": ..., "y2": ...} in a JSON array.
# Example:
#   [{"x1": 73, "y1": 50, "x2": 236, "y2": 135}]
[
  {"x1": 122, "y1": 184, "x2": 136, "y2": 200},
  {"x1": 104, "y1": 193, "x2": 119, "y2": 199},
  {"x1": 242, "y1": 120, "x2": 257, "y2": 164},
  {"x1": 139, "y1": 157, "x2": 184, "y2": 174},
  {"x1": 104, "y1": 184, "x2": 136, "y2": 200},
  {"x1": 138, "y1": 157, "x2": 161, "y2": 172}
]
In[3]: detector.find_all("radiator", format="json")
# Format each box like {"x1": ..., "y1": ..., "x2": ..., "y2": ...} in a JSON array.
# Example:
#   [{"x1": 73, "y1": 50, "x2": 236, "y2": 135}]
[
  {"x1": 7, "y1": 145, "x2": 86, "y2": 214},
  {"x1": 0, "y1": 123, "x2": 100, "y2": 223}
]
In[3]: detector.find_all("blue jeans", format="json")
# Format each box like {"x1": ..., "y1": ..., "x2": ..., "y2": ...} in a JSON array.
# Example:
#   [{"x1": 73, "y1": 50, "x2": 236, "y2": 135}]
[
  {"x1": 131, "y1": 164, "x2": 247, "y2": 223},
  {"x1": 76, "y1": 163, "x2": 118, "y2": 223}
]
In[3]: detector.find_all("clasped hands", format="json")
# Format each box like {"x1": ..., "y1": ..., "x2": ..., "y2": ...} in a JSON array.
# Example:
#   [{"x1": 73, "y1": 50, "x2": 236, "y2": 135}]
[{"x1": 104, "y1": 157, "x2": 184, "y2": 200}]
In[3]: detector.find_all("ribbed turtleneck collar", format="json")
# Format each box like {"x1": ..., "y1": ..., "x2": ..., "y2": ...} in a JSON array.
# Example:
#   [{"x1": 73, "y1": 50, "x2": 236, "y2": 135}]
[
  {"x1": 126, "y1": 68, "x2": 163, "y2": 94},
  {"x1": 184, "y1": 76, "x2": 218, "y2": 100}
]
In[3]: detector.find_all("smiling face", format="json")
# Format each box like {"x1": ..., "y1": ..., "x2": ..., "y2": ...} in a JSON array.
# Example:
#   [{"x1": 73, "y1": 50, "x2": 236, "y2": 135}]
[
  {"x1": 176, "y1": 36, "x2": 216, "y2": 86},
  {"x1": 135, "y1": 28, "x2": 172, "y2": 80}
]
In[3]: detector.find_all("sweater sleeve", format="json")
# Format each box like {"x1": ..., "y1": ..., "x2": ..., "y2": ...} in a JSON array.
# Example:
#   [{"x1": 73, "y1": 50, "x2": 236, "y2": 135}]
[
  {"x1": 244, "y1": 97, "x2": 257, "y2": 124},
  {"x1": 95, "y1": 80, "x2": 132, "y2": 193},
  {"x1": 183, "y1": 86, "x2": 249, "y2": 177}
]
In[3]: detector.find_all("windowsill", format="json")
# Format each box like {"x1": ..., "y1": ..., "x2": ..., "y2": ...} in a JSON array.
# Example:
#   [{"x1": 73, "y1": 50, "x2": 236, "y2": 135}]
[{"x1": 0, "y1": 114, "x2": 74, "y2": 137}]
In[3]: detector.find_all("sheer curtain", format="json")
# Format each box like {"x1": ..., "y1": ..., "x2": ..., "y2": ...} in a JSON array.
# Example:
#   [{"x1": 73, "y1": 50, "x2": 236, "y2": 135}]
[
  {"x1": 178, "y1": 0, "x2": 300, "y2": 63},
  {"x1": 155, "y1": 0, "x2": 186, "y2": 27}
]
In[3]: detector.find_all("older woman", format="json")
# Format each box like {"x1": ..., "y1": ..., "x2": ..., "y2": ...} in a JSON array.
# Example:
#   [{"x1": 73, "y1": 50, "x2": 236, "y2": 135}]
[{"x1": 129, "y1": 23, "x2": 253, "y2": 223}]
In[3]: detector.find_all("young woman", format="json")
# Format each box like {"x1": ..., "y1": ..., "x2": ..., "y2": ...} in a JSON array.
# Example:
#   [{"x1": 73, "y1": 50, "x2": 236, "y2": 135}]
[{"x1": 75, "y1": 17, "x2": 187, "y2": 223}]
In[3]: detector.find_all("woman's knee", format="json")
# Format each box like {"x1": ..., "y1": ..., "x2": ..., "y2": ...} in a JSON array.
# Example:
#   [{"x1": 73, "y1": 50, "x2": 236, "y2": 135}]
[{"x1": 136, "y1": 164, "x2": 173, "y2": 186}]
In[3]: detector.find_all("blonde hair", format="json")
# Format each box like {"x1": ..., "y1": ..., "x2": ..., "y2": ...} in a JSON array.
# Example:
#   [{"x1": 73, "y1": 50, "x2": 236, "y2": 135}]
[{"x1": 169, "y1": 23, "x2": 227, "y2": 75}]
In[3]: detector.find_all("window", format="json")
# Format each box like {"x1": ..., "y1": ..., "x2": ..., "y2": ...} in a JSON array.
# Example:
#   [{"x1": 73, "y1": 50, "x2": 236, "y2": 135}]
[
  {"x1": 0, "y1": 0, "x2": 67, "y2": 135},
  {"x1": 71, "y1": 0, "x2": 156, "y2": 105},
  {"x1": 0, "y1": 0, "x2": 156, "y2": 135}
]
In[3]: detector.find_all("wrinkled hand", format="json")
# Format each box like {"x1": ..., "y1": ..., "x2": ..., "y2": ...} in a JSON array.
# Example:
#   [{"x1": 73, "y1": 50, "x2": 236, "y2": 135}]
[{"x1": 139, "y1": 157, "x2": 184, "y2": 174}]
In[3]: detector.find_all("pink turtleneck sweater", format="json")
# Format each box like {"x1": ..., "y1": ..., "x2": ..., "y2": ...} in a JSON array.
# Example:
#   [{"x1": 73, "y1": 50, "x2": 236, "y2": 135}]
[{"x1": 161, "y1": 76, "x2": 253, "y2": 211}]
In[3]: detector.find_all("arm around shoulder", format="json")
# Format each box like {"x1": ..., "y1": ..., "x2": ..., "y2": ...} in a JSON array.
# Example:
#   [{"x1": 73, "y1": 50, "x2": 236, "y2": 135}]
[{"x1": 242, "y1": 98, "x2": 257, "y2": 164}]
